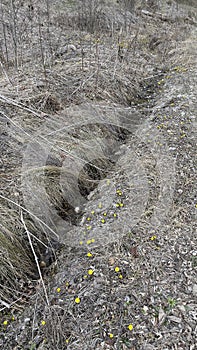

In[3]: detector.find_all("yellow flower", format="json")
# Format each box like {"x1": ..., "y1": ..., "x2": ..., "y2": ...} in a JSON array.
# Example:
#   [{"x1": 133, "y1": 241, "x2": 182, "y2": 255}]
[
  {"x1": 65, "y1": 339, "x2": 69, "y2": 344},
  {"x1": 119, "y1": 274, "x2": 123, "y2": 279},
  {"x1": 98, "y1": 202, "x2": 102, "y2": 208},
  {"x1": 87, "y1": 225, "x2": 92, "y2": 230},
  {"x1": 101, "y1": 219, "x2": 105, "y2": 223},
  {"x1": 103, "y1": 212, "x2": 107, "y2": 216},
  {"x1": 41, "y1": 320, "x2": 46, "y2": 326},
  {"x1": 91, "y1": 210, "x2": 95, "y2": 214},
  {"x1": 91, "y1": 238, "x2": 95, "y2": 243},
  {"x1": 87, "y1": 239, "x2": 92, "y2": 245},
  {"x1": 87, "y1": 217, "x2": 91, "y2": 221},
  {"x1": 88, "y1": 269, "x2": 94, "y2": 275},
  {"x1": 119, "y1": 203, "x2": 124, "y2": 207},
  {"x1": 116, "y1": 203, "x2": 120, "y2": 207},
  {"x1": 11, "y1": 316, "x2": 15, "y2": 321},
  {"x1": 3, "y1": 320, "x2": 8, "y2": 326},
  {"x1": 87, "y1": 252, "x2": 92, "y2": 257},
  {"x1": 150, "y1": 235, "x2": 157, "y2": 240},
  {"x1": 128, "y1": 323, "x2": 133, "y2": 331},
  {"x1": 79, "y1": 241, "x2": 83, "y2": 245},
  {"x1": 56, "y1": 287, "x2": 61, "y2": 293},
  {"x1": 109, "y1": 333, "x2": 114, "y2": 338},
  {"x1": 113, "y1": 213, "x2": 117, "y2": 218},
  {"x1": 75, "y1": 297, "x2": 81, "y2": 304},
  {"x1": 115, "y1": 266, "x2": 120, "y2": 272}
]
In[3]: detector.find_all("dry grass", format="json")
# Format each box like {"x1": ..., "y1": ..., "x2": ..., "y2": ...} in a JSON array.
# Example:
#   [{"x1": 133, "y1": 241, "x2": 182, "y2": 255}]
[{"x1": 0, "y1": 0, "x2": 196, "y2": 349}]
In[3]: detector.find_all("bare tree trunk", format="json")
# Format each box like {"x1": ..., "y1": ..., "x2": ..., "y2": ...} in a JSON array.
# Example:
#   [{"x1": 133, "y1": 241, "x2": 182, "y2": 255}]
[
  {"x1": 1, "y1": 1, "x2": 9, "y2": 65},
  {"x1": 10, "y1": 0, "x2": 18, "y2": 70},
  {"x1": 38, "y1": 8, "x2": 47, "y2": 84}
]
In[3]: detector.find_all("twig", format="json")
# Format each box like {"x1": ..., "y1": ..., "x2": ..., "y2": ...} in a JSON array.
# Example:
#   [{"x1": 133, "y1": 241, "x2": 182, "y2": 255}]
[
  {"x1": 0, "y1": 93, "x2": 43, "y2": 117},
  {"x1": 0, "y1": 59, "x2": 13, "y2": 85},
  {"x1": 0, "y1": 298, "x2": 10, "y2": 308},
  {"x1": 0, "y1": 193, "x2": 59, "y2": 239},
  {"x1": 71, "y1": 72, "x2": 95, "y2": 96},
  {"x1": 0, "y1": 296, "x2": 22, "y2": 312},
  {"x1": 20, "y1": 211, "x2": 50, "y2": 306},
  {"x1": 141, "y1": 9, "x2": 174, "y2": 22}
]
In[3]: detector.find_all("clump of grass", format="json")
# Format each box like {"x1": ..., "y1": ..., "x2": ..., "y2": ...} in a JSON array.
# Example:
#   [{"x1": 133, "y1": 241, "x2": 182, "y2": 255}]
[{"x1": 0, "y1": 206, "x2": 36, "y2": 308}]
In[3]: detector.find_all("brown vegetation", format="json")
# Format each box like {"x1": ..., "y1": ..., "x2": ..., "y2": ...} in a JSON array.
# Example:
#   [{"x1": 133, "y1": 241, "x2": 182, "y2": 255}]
[{"x1": 0, "y1": 0, "x2": 196, "y2": 349}]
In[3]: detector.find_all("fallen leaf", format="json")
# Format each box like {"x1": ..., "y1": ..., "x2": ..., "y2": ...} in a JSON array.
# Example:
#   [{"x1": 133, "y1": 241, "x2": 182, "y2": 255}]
[
  {"x1": 130, "y1": 245, "x2": 139, "y2": 258},
  {"x1": 108, "y1": 257, "x2": 115, "y2": 265}
]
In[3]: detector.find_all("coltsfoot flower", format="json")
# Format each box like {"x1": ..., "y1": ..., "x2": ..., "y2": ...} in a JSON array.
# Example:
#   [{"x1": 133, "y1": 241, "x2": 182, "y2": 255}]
[
  {"x1": 75, "y1": 297, "x2": 81, "y2": 304},
  {"x1": 128, "y1": 323, "x2": 133, "y2": 331}
]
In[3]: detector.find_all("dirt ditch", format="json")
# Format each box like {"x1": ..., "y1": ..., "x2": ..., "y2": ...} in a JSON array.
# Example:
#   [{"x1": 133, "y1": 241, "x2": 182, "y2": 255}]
[{"x1": 0, "y1": 1, "x2": 196, "y2": 349}]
